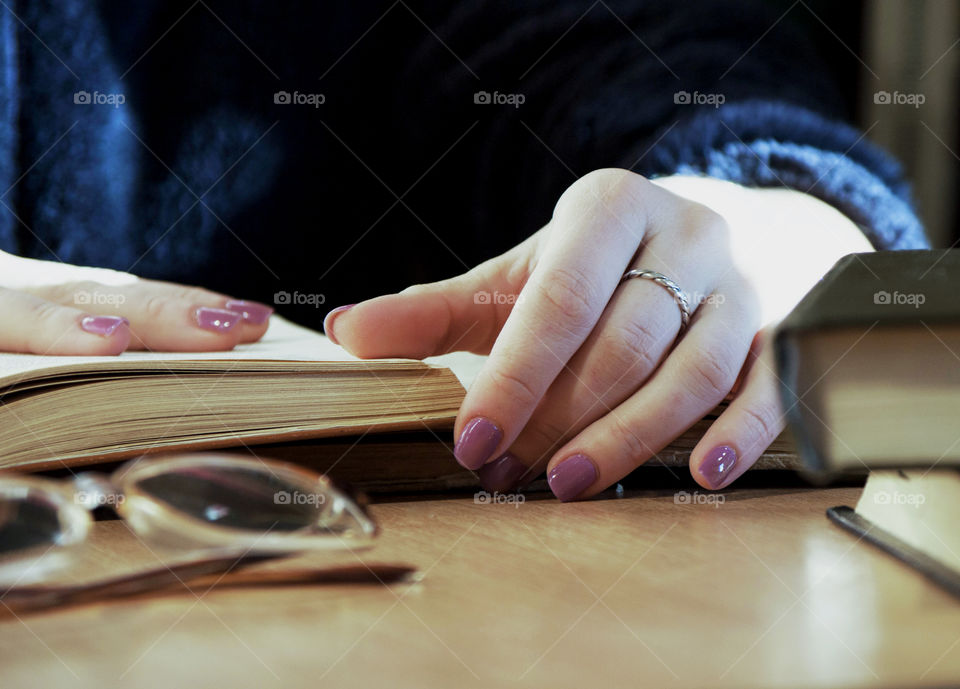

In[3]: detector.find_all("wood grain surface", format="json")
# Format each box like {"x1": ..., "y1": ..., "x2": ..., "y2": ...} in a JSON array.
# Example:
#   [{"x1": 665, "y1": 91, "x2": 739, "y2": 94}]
[{"x1": 1, "y1": 485, "x2": 958, "y2": 689}]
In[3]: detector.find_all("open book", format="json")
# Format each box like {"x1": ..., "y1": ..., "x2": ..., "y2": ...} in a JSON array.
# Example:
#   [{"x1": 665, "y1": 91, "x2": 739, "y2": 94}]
[
  {"x1": 0, "y1": 318, "x2": 800, "y2": 487},
  {"x1": 0, "y1": 318, "x2": 471, "y2": 471}
]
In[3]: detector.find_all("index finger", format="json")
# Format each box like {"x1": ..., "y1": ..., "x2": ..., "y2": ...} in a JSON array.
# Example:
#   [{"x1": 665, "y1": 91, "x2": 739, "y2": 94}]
[{"x1": 452, "y1": 169, "x2": 652, "y2": 470}]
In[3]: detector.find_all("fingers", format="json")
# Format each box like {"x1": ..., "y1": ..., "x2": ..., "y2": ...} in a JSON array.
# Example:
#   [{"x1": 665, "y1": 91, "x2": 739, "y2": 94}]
[
  {"x1": 0, "y1": 287, "x2": 131, "y2": 355},
  {"x1": 689, "y1": 330, "x2": 785, "y2": 490},
  {"x1": 480, "y1": 205, "x2": 728, "y2": 490},
  {"x1": 452, "y1": 170, "x2": 655, "y2": 470},
  {"x1": 543, "y1": 281, "x2": 759, "y2": 500},
  {"x1": 24, "y1": 280, "x2": 272, "y2": 352},
  {"x1": 323, "y1": 234, "x2": 540, "y2": 359}
]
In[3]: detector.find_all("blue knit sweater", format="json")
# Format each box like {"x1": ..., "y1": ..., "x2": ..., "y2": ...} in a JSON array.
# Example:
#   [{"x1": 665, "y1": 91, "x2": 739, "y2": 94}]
[{"x1": 0, "y1": 0, "x2": 929, "y2": 329}]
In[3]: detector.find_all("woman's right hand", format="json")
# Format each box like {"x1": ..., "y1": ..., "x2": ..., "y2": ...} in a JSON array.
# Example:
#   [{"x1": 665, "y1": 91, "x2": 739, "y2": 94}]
[{"x1": 0, "y1": 251, "x2": 273, "y2": 355}]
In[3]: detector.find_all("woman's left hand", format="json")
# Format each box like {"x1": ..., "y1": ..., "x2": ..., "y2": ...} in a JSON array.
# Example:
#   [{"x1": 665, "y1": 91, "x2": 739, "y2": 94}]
[{"x1": 324, "y1": 170, "x2": 873, "y2": 500}]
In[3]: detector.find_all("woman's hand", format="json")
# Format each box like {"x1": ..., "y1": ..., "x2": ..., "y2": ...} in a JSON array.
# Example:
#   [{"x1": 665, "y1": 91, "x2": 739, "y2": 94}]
[
  {"x1": 0, "y1": 252, "x2": 272, "y2": 355},
  {"x1": 325, "y1": 170, "x2": 873, "y2": 499}
]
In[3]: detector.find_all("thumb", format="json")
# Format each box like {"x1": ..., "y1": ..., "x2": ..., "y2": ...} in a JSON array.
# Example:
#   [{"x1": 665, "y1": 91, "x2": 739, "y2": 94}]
[{"x1": 324, "y1": 239, "x2": 535, "y2": 359}]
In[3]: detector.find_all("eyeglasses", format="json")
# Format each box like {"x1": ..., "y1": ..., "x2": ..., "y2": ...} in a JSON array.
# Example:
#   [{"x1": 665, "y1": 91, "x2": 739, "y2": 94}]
[{"x1": 0, "y1": 452, "x2": 378, "y2": 569}]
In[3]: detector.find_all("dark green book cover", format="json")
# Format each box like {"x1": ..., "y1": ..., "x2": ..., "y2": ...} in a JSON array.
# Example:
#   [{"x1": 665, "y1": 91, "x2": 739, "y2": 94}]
[
  {"x1": 777, "y1": 250, "x2": 960, "y2": 332},
  {"x1": 774, "y1": 249, "x2": 960, "y2": 472}
]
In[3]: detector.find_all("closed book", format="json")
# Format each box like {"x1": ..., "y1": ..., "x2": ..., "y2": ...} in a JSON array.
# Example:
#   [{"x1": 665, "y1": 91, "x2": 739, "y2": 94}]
[{"x1": 774, "y1": 249, "x2": 960, "y2": 473}]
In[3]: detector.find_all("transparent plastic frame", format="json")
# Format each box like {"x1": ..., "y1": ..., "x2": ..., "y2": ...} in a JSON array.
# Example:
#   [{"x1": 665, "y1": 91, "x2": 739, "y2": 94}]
[{"x1": 0, "y1": 453, "x2": 379, "y2": 564}]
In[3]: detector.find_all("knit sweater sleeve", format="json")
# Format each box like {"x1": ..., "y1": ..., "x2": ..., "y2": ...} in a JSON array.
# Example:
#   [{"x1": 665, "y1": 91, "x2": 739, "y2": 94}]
[{"x1": 641, "y1": 100, "x2": 929, "y2": 250}]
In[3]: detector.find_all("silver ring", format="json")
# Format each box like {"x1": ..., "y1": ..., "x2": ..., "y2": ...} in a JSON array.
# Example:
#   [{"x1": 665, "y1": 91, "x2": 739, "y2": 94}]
[{"x1": 620, "y1": 269, "x2": 691, "y2": 334}]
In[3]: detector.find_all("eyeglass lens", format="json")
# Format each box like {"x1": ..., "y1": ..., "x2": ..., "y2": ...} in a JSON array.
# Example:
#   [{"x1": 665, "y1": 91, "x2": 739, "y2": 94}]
[{"x1": 127, "y1": 465, "x2": 332, "y2": 533}]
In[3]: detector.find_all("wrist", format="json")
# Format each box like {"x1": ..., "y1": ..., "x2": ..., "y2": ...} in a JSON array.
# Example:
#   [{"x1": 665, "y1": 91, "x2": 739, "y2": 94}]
[{"x1": 650, "y1": 174, "x2": 874, "y2": 325}]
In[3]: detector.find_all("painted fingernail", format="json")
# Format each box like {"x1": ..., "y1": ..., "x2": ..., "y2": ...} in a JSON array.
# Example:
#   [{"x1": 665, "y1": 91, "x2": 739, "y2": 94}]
[
  {"x1": 323, "y1": 304, "x2": 356, "y2": 345},
  {"x1": 453, "y1": 417, "x2": 503, "y2": 470},
  {"x1": 80, "y1": 315, "x2": 129, "y2": 337},
  {"x1": 698, "y1": 445, "x2": 737, "y2": 489},
  {"x1": 194, "y1": 307, "x2": 242, "y2": 332},
  {"x1": 225, "y1": 300, "x2": 273, "y2": 325},
  {"x1": 478, "y1": 453, "x2": 530, "y2": 493},
  {"x1": 548, "y1": 454, "x2": 597, "y2": 502}
]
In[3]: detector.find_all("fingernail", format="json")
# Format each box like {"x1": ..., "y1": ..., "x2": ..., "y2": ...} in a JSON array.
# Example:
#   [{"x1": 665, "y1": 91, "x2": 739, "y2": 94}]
[
  {"x1": 195, "y1": 307, "x2": 242, "y2": 332},
  {"x1": 454, "y1": 417, "x2": 503, "y2": 470},
  {"x1": 323, "y1": 304, "x2": 356, "y2": 345},
  {"x1": 80, "y1": 315, "x2": 129, "y2": 337},
  {"x1": 478, "y1": 453, "x2": 530, "y2": 493},
  {"x1": 698, "y1": 445, "x2": 738, "y2": 489},
  {"x1": 548, "y1": 453, "x2": 597, "y2": 502},
  {"x1": 225, "y1": 300, "x2": 273, "y2": 325}
]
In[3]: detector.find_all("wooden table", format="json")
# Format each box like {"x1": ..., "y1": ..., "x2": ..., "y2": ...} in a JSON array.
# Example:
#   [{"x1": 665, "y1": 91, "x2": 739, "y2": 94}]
[{"x1": 1, "y1": 484, "x2": 958, "y2": 688}]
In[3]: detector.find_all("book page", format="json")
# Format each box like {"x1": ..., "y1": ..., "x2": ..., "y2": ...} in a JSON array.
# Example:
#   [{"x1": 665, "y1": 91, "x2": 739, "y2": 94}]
[
  {"x1": 426, "y1": 351, "x2": 485, "y2": 390},
  {"x1": 0, "y1": 317, "x2": 486, "y2": 389},
  {"x1": 0, "y1": 318, "x2": 354, "y2": 385}
]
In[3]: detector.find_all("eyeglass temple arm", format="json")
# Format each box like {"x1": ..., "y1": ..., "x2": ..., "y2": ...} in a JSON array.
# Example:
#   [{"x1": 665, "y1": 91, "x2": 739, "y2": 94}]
[{"x1": 1, "y1": 553, "x2": 416, "y2": 614}]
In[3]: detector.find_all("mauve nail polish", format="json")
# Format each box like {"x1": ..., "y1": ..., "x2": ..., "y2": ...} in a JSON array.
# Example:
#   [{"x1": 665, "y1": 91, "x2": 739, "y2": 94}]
[
  {"x1": 80, "y1": 315, "x2": 129, "y2": 337},
  {"x1": 698, "y1": 445, "x2": 737, "y2": 489},
  {"x1": 225, "y1": 300, "x2": 273, "y2": 325},
  {"x1": 478, "y1": 453, "x2": 529, "y2": 493},
  {"x1": 195, "y1": 307, "x2": 241, "y2": 332},
  {"x1": 453, "y1": 417, "x2": 502, "y2": 470},
  {"x1": 548, "y1": 454, "x2": 597, "y2": 502},
  {"x1": 323, "y1": 304, "x2": 356, "y2": 345}
]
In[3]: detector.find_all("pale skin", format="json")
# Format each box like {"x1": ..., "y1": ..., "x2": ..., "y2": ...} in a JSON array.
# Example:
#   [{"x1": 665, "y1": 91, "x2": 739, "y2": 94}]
[{"x1": 0, "y1": 170, "x2": 872, "y2": 498}]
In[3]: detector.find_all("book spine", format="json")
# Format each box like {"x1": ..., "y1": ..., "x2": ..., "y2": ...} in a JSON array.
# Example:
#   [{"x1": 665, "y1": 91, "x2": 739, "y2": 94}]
[{"x1": 773, "y1": 331, "x2": 831, "y2": 473}]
